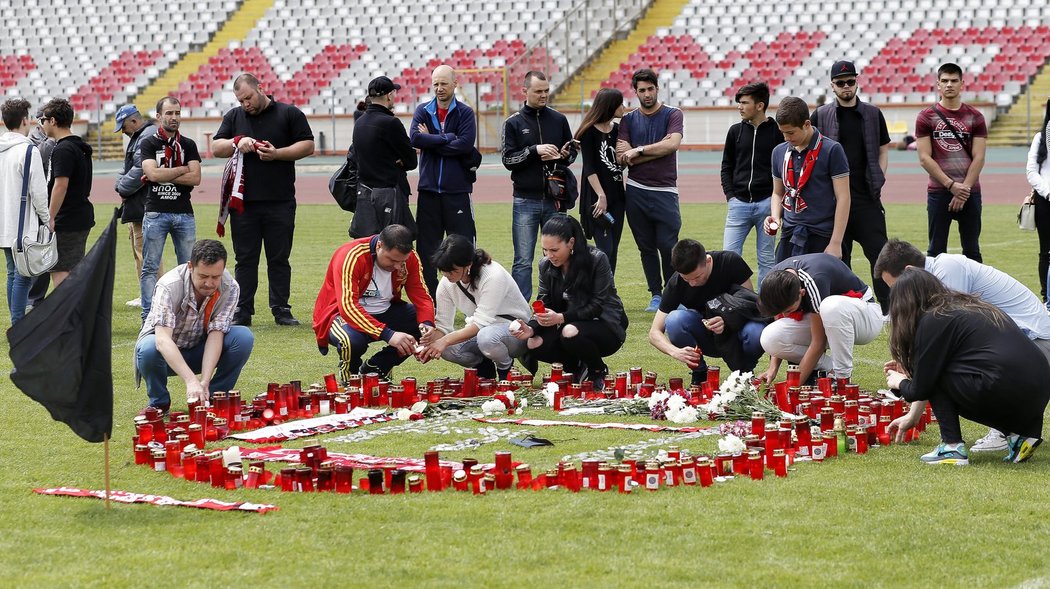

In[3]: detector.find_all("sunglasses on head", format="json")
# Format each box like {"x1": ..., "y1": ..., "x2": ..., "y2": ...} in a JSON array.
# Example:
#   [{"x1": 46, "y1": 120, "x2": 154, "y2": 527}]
[{"x1": 833, "y1": 79, "x2": 857, "y2": 88}]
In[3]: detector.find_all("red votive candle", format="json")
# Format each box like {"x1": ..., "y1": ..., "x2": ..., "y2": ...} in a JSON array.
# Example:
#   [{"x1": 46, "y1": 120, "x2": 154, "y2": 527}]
[
  {"x1": 367, "y1": 469, "x2": 384, "y2": 494},
  {"x1": 774, "y1": 381, "x2": 790, "y2": 411},
  {"x1": 751, "y1": 411, "x2": 766, "y2": 439},
  {"x1": 773, "y1": 449, "x2": 787, "y2": 477},
  {"x1": 618, "y1": 465, "x2": 633, "y2": 493},
  {"x1": 796, "y1": 421, "x2": 812, "y2": 457},
  {"x1": 817, "y1": 377, "x2": 832, "y2": 396},
  {"x1": 424, "y1": 451, "x2": 442, "y2": 491},
  {"x1": 629, "y1": 367, "x2": 642, "y2": 392},
  {"x1": 195, "y1": 454, "x2": 211, "y2": 483},
  {"x1": 151, "y1": 449, "x2": 166, "y2": 472},
  {"x1": 402, "y1": 377, "x2": 417, "y2": 403},
  {"x1": 706, "y1": 366, "x2": 720, "y2": 389},
  {"x1": 334, "y1": 465, "x2": 353, "y2": 493},
  {"x1": 680, "y1": 457, "x2": 697, "y2": 486},
  {"x1": 494, "y1": 451, "x2": 513, "y2": 490},
  {"x1": 810, "y1": 438, "x2": 826, "y2": 461},
  {"x1": 644, "y1": 462, "x2": 660, "y2": 491},
  {"x1": 516, "y1": 464, "x2": 533, "y2": 489},
  {"x1": 697, "y1": 457, "x2": 714, "y2": 487},
  {"x1": 134, "y1": 444, "x2": 149, "y2": 465},
  {"x1": 209, "y1": 456, "x2": 225, "y2": 487},
  {"x1": 824, "y1": 432, "x2": 838, "y2": 458},
  {"x1": 748, "y1": 451, "x2": 764, "y2": 480},
  {"x1": 324, "y1": 373, "x2": 339, "y2": 393},
  {"x1": 390, "y1": 469, "x2": 407, "y2": 494},
  {"x1": 715, "y1": 453, "x2": 733, "y2": 477},
  {"x1": 820, "y1": 407, "x2": 835, "y2": 432},
  {"x1": 785, "y1": 366, "x2": 801, "y2": 390}
]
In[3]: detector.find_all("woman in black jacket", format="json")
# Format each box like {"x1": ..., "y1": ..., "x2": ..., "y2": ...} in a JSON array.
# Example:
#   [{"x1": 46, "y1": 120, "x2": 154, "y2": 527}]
[
  {"x1": 513, "y1": 215, "x2": 628, "y2": 389},
  {"x1": 885, "y1": 268, "x2": 1050, "y2": 465}
]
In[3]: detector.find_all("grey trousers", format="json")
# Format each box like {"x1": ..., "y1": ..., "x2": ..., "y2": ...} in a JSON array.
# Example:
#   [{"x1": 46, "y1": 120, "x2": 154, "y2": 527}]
[{"x1": 442, "y1": 323, "x2": 527, "y2": 371}]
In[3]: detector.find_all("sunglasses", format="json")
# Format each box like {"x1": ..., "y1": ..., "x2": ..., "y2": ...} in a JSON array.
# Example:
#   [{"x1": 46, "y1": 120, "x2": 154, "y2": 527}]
[{"x1": 833, "y1": 79, "x2": 857, "y2": 88}]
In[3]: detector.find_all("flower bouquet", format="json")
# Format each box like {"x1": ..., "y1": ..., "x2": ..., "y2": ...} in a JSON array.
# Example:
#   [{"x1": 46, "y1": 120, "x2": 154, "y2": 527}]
[{"x1": 698, "y1": 371, "x2": 786, "y2": 420}]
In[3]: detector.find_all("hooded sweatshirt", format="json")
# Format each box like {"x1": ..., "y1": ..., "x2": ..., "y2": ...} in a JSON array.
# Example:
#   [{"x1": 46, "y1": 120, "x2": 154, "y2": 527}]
[
  {"x1": 47, "y1": 134, "x2": 95, "y2": 232},
  {"x1": 0, "y1": 131, "x2": 50, "y2": 248}
]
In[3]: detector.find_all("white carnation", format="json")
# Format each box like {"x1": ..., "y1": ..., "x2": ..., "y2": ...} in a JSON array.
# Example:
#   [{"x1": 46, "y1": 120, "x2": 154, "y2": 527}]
[
  {"x1": 666, "y1": 395, "x2": 687, "y2": 412},
  {"x1": 667, "y1": 406, "x2": 699, "y2": 424},
  {"x1": 481, "y1": 399, "x2": 506, "y2": 415},
  {"x1": 718, "y1": 434, "x2": 746, "y2": 454}
]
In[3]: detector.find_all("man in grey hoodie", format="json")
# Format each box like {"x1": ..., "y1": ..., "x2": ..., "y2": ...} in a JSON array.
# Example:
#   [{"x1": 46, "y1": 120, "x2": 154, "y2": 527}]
[
  {"x1": 0, "y1": 98, "x2": 50, "y2": 323},
  {"x1": 114, "y1": 104, "x2": 159, "y2": 307}
]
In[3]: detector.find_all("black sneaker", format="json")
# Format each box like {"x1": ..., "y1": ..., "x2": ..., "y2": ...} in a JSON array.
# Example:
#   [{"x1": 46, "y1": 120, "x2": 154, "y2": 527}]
[
  {"x1": 475, "y1": 359, "x2": 498, "y2": 379},
  {"x1": 274, "y1": 312, "x2": 300, "y2": 326},
  {"x1": 520, "y1": 352, "x2": 538, "y2": 377},
  {"x1": 232, "y1": 312, "x2": 252, "y2": 326},
  {"x1": 690, "y1": 365, "x2": 709, "y2": 387}
]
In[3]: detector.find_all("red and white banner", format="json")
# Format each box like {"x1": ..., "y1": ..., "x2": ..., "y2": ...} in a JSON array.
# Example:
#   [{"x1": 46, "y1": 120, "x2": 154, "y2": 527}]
[
  {"x1": 34, "y1": 487, "x2": 278, "y2": 513},
  {"x1": 241, "y1": 447, "x2": 480, "y2": 472},
  {"x1": 229, "y1": 408, "x2": 391, "y2": 443},
  {"x1": 473, "y1": 417, "x2": 721, "y2": 434}
]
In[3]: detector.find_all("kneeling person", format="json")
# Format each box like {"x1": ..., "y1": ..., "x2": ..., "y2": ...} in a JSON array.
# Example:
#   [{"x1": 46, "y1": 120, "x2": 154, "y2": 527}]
[
  {"x1": 648, "y1": 239, "x2": 767, "y2": 385},
  {"x1": 135, "y1": 239, "x2": 254, "y2": 413},
  {"x1": 313, "y1": 224, "x2": 435, "y2": 382},
  {"x1": 758, "y1": 253, "x2": 883, "y2": 384},
  {"x1": 418, "y1": 235, "x2": 531, "y2": 379}
]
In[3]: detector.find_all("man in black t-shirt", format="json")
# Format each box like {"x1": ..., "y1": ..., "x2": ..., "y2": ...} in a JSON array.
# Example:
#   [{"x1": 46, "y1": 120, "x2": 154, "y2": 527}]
[
  {"x1": 758, "y1": 253, "x2": 884, "y2": 385},
  {"x1": 212, "y1": 73, "x2": 315, "y2": 326},
  {"x1": 648, "y1": 239, "x2": 767, "y2": 384},
  {"x1": 40, "y1": 98, "x2": 94, "y2": 287},
  {"x1": 811, "y1": 61, "x2": 892, "y2": 313},
  {"x1": 139, "y1": 96, "x2": 201, "y2": 320}
]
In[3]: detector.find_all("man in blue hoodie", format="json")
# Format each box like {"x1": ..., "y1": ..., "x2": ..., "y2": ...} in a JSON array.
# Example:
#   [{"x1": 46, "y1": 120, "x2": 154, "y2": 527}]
[{"x1": 410, "y1": 65, "x2": 479, "y2": 296}]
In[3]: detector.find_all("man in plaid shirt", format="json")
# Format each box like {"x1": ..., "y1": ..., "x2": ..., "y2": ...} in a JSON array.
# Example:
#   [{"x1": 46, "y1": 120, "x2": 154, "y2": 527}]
[{"x1": 135, "y1": 239, "x2": 254, "y2": 413}]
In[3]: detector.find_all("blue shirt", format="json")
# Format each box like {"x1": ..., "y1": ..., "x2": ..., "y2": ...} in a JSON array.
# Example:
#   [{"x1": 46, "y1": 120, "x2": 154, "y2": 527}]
[
  {"x1": 771, "y1": 130, "x2": 849, "y2": 236},
  {"x1": 925, "y1": 254, "x2": 1050, "y2": 340}
]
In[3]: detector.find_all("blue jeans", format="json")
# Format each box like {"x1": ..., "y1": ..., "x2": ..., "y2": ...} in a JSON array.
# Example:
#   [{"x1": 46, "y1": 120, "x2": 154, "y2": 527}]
[
  {"x1": 722, "y1": 197, "x2": 775, "y2": 288},
  {"x1": 625, "y1": 185, "x2": 681, "y2": 296},
  {"x1": 141, "y1": 212, "x2": 196, "y2": 319},
  {"x1": 135, "y1": 326, "x2": 255, "y2": 409},
  {"x1": 665, "y1": 308, "x2": 765, "y2": 372},
  {"x1": 511, "y1": 197, "x2": 561, "y2": 300},
  {"x1": 3, "y1": 248, "x2": 32, "y2": 324}
]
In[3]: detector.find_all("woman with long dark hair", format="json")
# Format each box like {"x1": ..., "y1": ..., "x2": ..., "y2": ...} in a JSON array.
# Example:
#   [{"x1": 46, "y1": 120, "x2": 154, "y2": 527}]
[
  {"x1": 885, "y1": 268, "x2": 1050, "y2": 465},
  {"x1": 1025, "y1": 97, "x2": 1050, "y2": 305},
  {"x1": 574, "y1": 88, "x2": 626, "y2": 273},
  {"x1": 418, "y1": 235, "x2": 531, "y2": 379},
  {"x1": 513, "y1": 215, "x2": 628, "y2": 388}
]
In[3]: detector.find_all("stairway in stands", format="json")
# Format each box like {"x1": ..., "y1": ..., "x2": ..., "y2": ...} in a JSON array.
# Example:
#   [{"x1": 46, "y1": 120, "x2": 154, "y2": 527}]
[
  {"x1": 988, "y1": 58, "x2": 1050, "y2": 147},
  {"x1": 564, "y1": 0, "x2": 692, "y2": 103}
]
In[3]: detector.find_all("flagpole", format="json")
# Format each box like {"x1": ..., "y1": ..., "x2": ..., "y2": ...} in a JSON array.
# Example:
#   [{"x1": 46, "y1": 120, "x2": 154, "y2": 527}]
[{"x1": 103, "y1": 433, "x2": 111, "y2": 510}]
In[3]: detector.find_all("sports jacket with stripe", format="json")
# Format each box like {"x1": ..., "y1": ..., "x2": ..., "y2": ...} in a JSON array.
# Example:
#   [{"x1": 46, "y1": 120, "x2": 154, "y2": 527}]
[{"x1": 313, "y1": 235, "x2": 435, "y2": 350}]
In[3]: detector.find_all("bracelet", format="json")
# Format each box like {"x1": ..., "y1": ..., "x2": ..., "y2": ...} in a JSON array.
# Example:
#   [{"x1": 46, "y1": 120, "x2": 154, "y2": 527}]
[{"x1": 947, "y1": 180, "x2": 955, "y2": 190}]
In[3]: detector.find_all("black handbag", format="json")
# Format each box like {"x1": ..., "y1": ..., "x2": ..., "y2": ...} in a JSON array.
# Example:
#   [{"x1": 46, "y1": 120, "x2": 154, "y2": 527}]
[
  {"x1": 545, "y1": 165, "x2": 578, "y2": 212},
  {"x1": 329, "y1": 146, "x2": 358, "y2": 212}
]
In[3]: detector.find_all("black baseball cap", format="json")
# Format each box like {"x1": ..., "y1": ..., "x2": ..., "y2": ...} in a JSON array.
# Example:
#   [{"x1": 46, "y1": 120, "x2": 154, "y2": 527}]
[
  {"x1": 830, "y1": 61, "x2": 858, "y2": 79},
  {"x1": 367, "y1": 76, "x2": 401, "y2": 97}
]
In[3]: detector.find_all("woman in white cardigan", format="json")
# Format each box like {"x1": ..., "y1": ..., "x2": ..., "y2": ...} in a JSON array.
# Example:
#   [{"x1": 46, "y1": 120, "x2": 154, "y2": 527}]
[
  {"x1": 1026, "y1": 98, "x2": 1050, "y2": 306},
  {"x1": 418, "y1": 235, "x2": 532, "y2": 379}
]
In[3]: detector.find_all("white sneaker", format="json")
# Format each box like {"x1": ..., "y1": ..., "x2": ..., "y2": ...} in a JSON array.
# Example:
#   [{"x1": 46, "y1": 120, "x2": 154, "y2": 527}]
[
  {"x1": 126, "y1": 298, "x2": 141, "y2": 307},
  {"x1": 971, "y1": 429, "x2": 1009, "y2": 452}
]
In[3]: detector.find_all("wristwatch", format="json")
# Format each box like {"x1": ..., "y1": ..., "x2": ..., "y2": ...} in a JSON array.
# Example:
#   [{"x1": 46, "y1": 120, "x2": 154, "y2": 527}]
[{"x1": 638, "y1": 145, "x2": 646, "y2": 155}]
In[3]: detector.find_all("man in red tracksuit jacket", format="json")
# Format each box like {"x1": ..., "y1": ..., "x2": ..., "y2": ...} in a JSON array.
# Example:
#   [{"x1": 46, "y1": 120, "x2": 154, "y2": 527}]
[{"x1": 313, "y1": 224, "x2": 435, "y2": 382}]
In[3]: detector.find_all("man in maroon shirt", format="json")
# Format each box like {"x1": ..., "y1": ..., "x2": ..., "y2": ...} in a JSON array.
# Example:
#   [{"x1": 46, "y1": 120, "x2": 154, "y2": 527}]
[{"x1": 915, "y1": 62, "x2": 987, "y2": 262}]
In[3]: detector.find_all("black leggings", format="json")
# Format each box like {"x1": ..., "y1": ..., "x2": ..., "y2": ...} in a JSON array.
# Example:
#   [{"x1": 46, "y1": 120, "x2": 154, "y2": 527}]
[
  {"x1": 1034, "y1": 194, "x2": 1050, "y2": 301},
  {"x1": 532, "y1": 320, "x2": 623, "y2": 375}
]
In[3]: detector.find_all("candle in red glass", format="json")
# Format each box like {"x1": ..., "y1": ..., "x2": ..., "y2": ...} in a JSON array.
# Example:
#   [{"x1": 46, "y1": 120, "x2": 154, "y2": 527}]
[
  {"x1": 134, "y1": 444, "x2": 149, "y2": 465},
  {"x1": 714, "y1": 453, "x2": 732, "y2": 476},
  {"x1": 773, "y1": 449, "x2": 787, "y2": 477},
  {"x1": 830, "y1": 395, "x2": 845, "y2": 414},
  {"x1": 323, "y1": 373, "x2": 339, "y2": 393},
  {"x1": 366, "y1": 469, "x2": 384, "y2": 494},
  {"x1": 668, "y1": 377, "x2": 684, "y2": 391},
  {"x1": 494, "y1": 451, "x2": 513, "y2": 490},
  {"x1": 278, "y1": 467, "x2": 296, "y2": 491},
  {"x1": 424, "y1": 451, "x2": 442, "y2": 491},
  {"x1": 407, "y1": 474, "x2": 424, "y2": 493},
  {"x1": 628, "y1": 366, "x2": 642, "y2": 391},
  {"x1": 516, "y1": 464, "x2": 532, "y2": 489},
  {"x1": 748, "y1": 451, "x2": 764, "y2": 480},
  {"x1": 855, "y1": 427, "x2": 869, "y2": 454},
  {"x1": 785, "y1": 366, "x2": 801, "y2": 389},
  {"x1": 844, "y1": 400, "x2": 859, "y2": 425},
  {"x1": 835, "y1": 377, "x2": 850, "y2": 396},
  {"x1": 244, "y1": 465, "x2": 262, "y2": 489},
  {"x1": 553, "y1": 389, "x2": 564, "y2": 411},
  {"x1": 751, "y1": 412, "x2": 766, "y2": 439},
  {"x1": 618, "y1": 465, "x2": 633, "y2": 493},
  {"x1": 401, "y1": 377, "x2": 418, "y2": 403},
  {"x1": 532, "y1": 299, "x2": 546, "y2": 315},
  {"x1": 164, "y1": 440, "x2": 181, "y2": 474},
  {"x1": 680, "y1": 457, "x2": 697, "y2": 486},
  {"x1": 774, "y1": 381, "x2": 790, "y2": 411},
  {"x1": 597, "y1": 465, "x2": 611, "y2": 491},
  {"x1": 795, "y1": 421, "x2": 812, "y2": 457},
  {"x1": 390, "y1": 469, "x2": 407, "y2": 494},
  {"x1": 667, "y1": 446, "x2": 681, "y2": 460},
  {"x1": 471, "y1": 472, "x2": 486, "y2": 495},
  {"x1": 820, "y1": 407, "x2": 835, "y2": 432},
  {"x1": 643, "y1": 371, "x2": 657, "y2": 386},
  {"x1": 451, "y1": 470, "x2": 468, "y2": 491},
  {"x1": 644, "y1": 462, "x2": 660, "y2": 491},
  {"x1": 462, "y1": 367, "x2": 479, "y2": 397},
  {"x1": 549, "y1": 362, "x2": 563, "y2": 384},
  {"x1": 824, "y1": 432, "x2": 838, "y2": 458},
  {"x1": 778, "y1": 427, "x2": 792, "y2": 451},
  {"x1": 135, "y1": 422, "x2": 153, "y2": 445},
  {"x1": 569, "y1": 383, "x2": 582, "y2": 400},
  {"x1": 706, "y1": 366, "x2": 720, "y2": 389},
  {"x1": 639, "y1": 383, "x2": 655, "y2": 398},
  {"x1": 182, "y1": 451, "x2": 199, "y2": 480},
  {"x1": 810, "y1": 438, "x2": 826, "y2": 461},
  {"x1": 334, "y1": 465, "x2": 353, "y2": 493},
  {"x1": 209, "y1": 456, "x2": 225, "y2": 488},
  {"x1": 225, "y1": 466, "x2": 242, "y2": 490},
  {"x1": 196, "y1": 454, "x2": 212, "y2": 483},
  {"x1": 817, "y1": 377, "x2": 832, "y2": 396},
  {"x1": 697, "y1": 457, "x2": 714, "y2": 487},
  {"x1": 764, "y1": 434, "x2": 779, "y2": 468},
  {"x1": 149, "y1": 449, "x2": 165, "y2": 472},
  {"x1": 333, "y1": 395, "x2": 349, "y2": 414}
]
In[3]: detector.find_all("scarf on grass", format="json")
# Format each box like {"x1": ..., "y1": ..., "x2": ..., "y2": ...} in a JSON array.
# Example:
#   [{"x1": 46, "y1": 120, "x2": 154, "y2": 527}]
[
  {"x1": 155, "y1": 127, "x2": 184, "y2": 168},
  {"x1": 217, "y1": 150, "x2": 245, "y2": 237}
]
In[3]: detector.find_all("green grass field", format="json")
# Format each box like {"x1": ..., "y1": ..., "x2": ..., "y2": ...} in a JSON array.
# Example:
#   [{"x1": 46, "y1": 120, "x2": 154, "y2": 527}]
[{"x1": 3, "y1": 201, "x2": 1049, "y2": 588}]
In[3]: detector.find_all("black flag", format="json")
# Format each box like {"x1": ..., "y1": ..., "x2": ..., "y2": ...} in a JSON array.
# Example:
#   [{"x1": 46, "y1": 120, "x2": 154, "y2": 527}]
[{"x1": 8, "y1": 210, "x2": 117, "y2": 442}]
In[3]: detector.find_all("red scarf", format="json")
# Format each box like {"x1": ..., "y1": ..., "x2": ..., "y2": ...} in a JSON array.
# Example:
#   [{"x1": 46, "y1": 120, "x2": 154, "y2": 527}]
[
  {"x1": 216, "y1": 151, "x2": 244, "y2": 236},
  {"x1": 781, "y1": 131, "x2": 823, "y2": 214},
  {"x1": 155, "y1": 127, "x2": 184, "y2": 168}
]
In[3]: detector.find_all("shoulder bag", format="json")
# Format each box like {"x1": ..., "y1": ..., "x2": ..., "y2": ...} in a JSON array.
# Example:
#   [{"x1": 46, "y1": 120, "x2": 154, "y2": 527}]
[{"x1": 13, "y1": 145, "x2": 58, "y2": 277}]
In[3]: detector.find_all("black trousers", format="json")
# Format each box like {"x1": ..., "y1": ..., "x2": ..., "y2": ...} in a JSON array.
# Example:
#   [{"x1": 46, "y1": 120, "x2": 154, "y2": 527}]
[
  {"x1": 927, "y1": 188, "x2": 982, "y2": 262},
  {"x1": 774, "y1": 227, "x2": 831, "y2": 263},
  {"x1": 842, "y1": 196, "x2": 890, "y2": 314},
  {"x1": 230, "y1": 200, "x2": 296, "y2": 317},
  {"x1": 930, "y1": 382, "x2": 1049, "y2": 444},
  {"x1": 416, "y1": 190, "x2": 476, "y2": 296},
  {"x1": 1034, "y1": 194, "x2": 1050, "y2": 301},
  {"x1": 532, "y1": 320, "x2": 623, "y2": 375}
]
